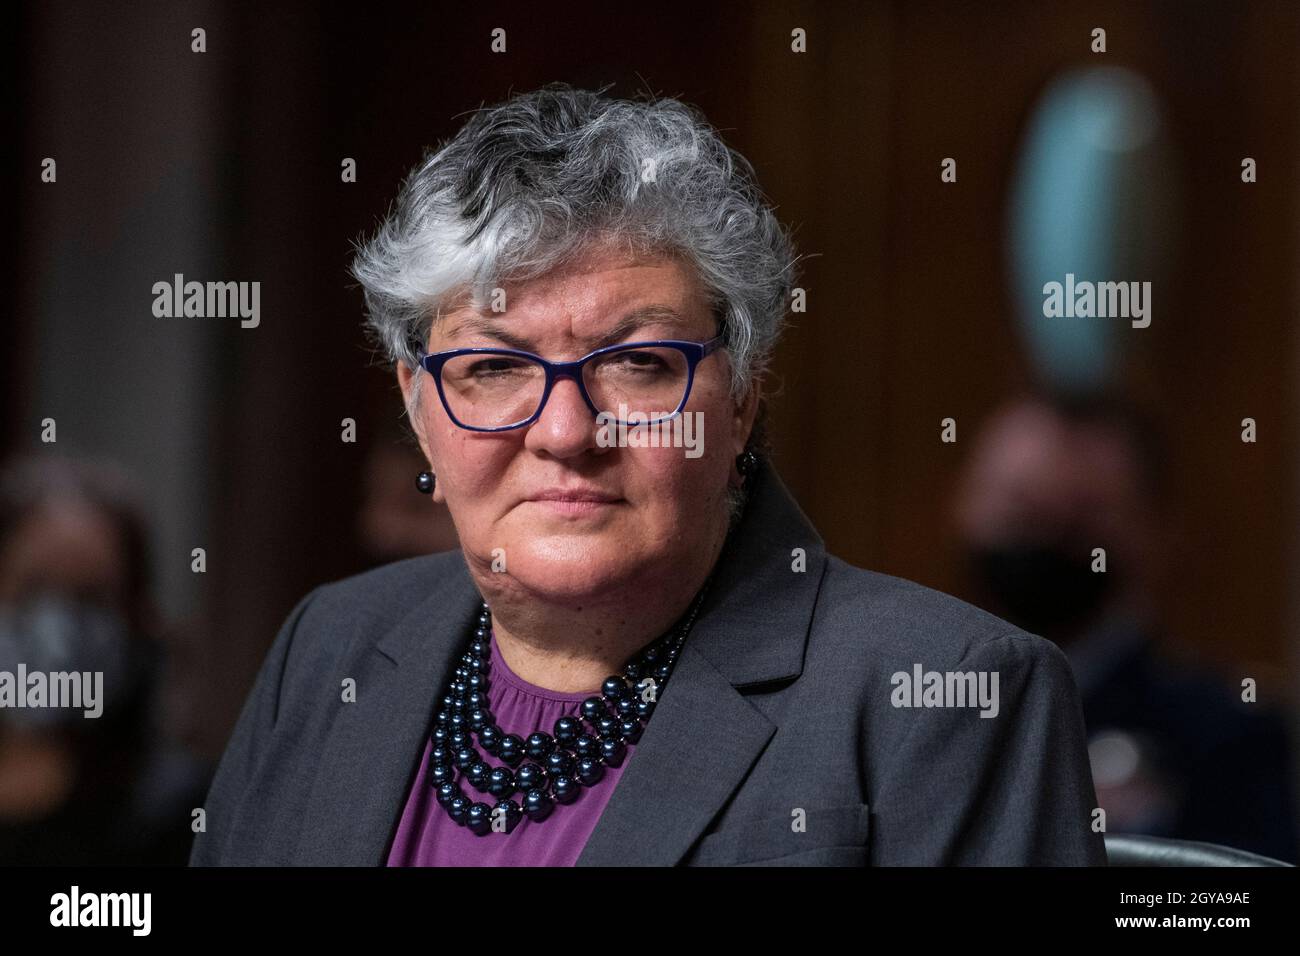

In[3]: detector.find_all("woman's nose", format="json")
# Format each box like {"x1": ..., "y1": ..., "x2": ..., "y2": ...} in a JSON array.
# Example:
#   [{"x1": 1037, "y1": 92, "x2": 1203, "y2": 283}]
[{"x1": 524, "y1": 375, "x2": 600, "y2": 458}]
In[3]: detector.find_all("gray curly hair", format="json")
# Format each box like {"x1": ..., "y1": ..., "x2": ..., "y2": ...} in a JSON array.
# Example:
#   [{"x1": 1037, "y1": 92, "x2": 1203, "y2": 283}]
[{"x1": 350, "y1": 82, "x2": 799, "y2": 423}]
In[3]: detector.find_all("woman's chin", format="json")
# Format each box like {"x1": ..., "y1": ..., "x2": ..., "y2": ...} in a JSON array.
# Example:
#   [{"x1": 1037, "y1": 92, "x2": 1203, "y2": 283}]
[{"x1": 482, "y1": 546, "x2": 645, "y2": 604}]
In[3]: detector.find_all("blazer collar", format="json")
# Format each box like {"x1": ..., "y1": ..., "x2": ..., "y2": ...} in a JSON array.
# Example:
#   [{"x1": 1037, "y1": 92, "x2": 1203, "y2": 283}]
[{"x1": 297, "y1": 464, "x2": 827, "y2": 865}]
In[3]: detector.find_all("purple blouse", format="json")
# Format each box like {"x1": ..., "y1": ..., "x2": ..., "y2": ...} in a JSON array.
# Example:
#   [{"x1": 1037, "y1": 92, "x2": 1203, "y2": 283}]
[{"x1": 385, "y1": 628, "x2": 636, "y2": 866}]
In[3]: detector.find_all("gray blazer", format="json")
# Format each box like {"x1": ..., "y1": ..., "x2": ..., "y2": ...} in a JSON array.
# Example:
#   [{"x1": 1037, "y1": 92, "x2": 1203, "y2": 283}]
[{"x1": 189, "y1": 465, "x2": 1107, "y2": 866}]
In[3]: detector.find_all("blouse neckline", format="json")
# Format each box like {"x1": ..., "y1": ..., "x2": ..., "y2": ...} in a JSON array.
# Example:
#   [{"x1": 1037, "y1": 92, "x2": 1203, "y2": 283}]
[{"x1": 488, "y1": 628, "x2": 602, "y2": 703}]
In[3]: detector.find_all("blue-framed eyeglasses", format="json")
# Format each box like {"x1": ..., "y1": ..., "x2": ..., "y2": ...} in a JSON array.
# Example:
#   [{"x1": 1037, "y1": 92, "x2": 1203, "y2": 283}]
[{"x1": 414, "y1": 335, "x2": 726, "y2": 432}]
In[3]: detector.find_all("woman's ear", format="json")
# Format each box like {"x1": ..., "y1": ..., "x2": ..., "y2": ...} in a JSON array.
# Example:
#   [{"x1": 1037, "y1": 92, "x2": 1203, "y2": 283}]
[
  {"x1": 396, "y1": 359, "x2": 418, "y2": 412},
  {"x1": 396, "y1": 362, "x2": 424, "y2": 444},
  {"x1": 396, "y1": 362, "x2": 442, "y2": 501},
  {"x1": 733, "y1": 378, "x2": 762, "y2": 456}
]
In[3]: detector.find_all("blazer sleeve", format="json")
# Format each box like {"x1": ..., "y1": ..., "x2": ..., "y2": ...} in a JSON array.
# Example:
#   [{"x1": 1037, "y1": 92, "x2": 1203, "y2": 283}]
[
  {"x1": 188, "y1": 586, "x2": 322, "y2": 866},
  {"x1": 870, "y1": 629, "x2": 1108, "y2": 866}
]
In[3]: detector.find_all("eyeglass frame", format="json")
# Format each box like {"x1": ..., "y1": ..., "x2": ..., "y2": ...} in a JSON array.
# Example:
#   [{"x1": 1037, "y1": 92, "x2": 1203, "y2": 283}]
[{"x1": 413, "y1": 335, "x2": 727, "y2": 432}]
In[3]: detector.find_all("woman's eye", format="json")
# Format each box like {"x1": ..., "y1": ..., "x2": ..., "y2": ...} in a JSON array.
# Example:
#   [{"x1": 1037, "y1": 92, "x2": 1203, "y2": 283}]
[
  {"x1": 610, "y1": 351, "x2": 666, "y2": 370},
  {"x1": 468, "y1": 358, "x2": 527, "y2": 376}
]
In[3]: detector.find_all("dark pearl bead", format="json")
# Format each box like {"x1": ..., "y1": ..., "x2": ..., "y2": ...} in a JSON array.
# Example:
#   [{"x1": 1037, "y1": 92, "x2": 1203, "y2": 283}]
[
  {"x1": 525, "y1": 732, "x2": 555, "y2": 761},
  {"x1": 523, "y1": 788, "x2": 554, "y2": 821},
  {"x1": 594, "y1": 715, "x2": 621, "y2": 739},
  {"x1": 492, "y1": 799, "x2": 523, "y2": 833},
  {"x1": 619, "y1": 718, "x2": 643, "y2": 743},
  {"x1": 497, "y1": 734, "x2": 525, "y2": 767},
  {"x1": 581, "y1": 696, "x2": 608, "y2": 721},
  {"x1": 477, "y1": 725, "x2": 502, "y2": 754},
  {"x1": 576, "y1": 756, "x2": 605, "y2": 785},
  {"x1": 553, "y1": 716, "x2": 582, "y2": 748},
  {"x1": 447, "y1": 795, "x2": 471, "y2": 825},
  {"x1": 515, "y1": 762, "x2": 549, "y2": 792},
  {"x1": 432, "y1": 725, "x2": 450, "y2": 745},
  {"x1": 453, "y1": 747, "x2": 478, "y2": 771},
  {"x1": 466, "y1": 761, "x2": 491, "y2": 790},
  {"x1": 487, "y1": 766, "x2": 516, "y2": 799},
  {"x1": 601, "y1": 737, "x2": 627, "y2": 765},
  {"x1": 544, "y1": 750, "x2": 574, "y2": 777},
  {"x1": 434, "y1": 782, "x2": 460, "y2": 806},
  {"x1": 430, "y1": 763, "x2": 457, "y2": 786},
  {"x1": 552, "y1": 775, "x2": 581, "y2": 804},
  {"x1": 573, "y1": 734, "x2": 601, "y2": 759},
  {"x1": 468, "y1": 708, "x2": 491, "y2": 731},
  {"x1": 429, "y1": 745, "x2": 453, "y2": 766},
  {"x1": 654, "y1": 664, "x2": 671, "y2": 682},
  {"x1": 466, "y1": 802, "x2": 494, "y2": 835},
  {"x1": 635, "y1": 699, "x2": 655, "y2": 719},
  {"x1": 615, "y1": 696, "x2": 638, "y2": 717},
  {"x1": 601, "y1": 676, "x2": 628, "y2": 701}
]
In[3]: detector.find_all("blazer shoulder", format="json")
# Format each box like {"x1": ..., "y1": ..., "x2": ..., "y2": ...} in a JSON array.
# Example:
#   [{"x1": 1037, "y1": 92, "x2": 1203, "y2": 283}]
[
  {"x1": 814, "y1": 553, "x2": 1060, "y2": 674},
  {"x1": 275, "y1": 549, "x2": 467, "y2": 676}
]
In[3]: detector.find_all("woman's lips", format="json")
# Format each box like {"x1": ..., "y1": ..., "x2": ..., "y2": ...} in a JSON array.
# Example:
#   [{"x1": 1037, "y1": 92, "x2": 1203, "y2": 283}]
[
  {"x1": 524, "y1": 489, "x2": 625, "y2": 516},
  {"x1": 528, "y1": 498, "x2": 622, "y2": 516}
]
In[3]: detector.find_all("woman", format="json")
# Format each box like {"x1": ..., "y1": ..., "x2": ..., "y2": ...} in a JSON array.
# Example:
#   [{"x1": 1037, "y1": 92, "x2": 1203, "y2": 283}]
[{"x1": 190, "y1": 83, "x2": 1105, "y2": 866}]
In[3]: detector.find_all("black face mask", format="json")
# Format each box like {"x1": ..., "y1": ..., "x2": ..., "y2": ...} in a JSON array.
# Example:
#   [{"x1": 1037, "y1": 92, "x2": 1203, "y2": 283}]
[{"x1": 965, "y1": 544, "x2": 1115, "y2": 640}]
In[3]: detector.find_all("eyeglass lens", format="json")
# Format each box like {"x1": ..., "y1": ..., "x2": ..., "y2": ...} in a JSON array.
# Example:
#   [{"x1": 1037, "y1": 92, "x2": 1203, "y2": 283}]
[{"x1": 439, "y1": 346, "x2": 692, "y2": 428}]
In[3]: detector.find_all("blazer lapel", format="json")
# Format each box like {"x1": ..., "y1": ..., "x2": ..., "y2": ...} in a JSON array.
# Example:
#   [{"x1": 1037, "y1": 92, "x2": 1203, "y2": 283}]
[
  {"x1": 292, "y1": 558, "x2": 482, "y2": 865},
  {"x1": 573, "y1": 638, "x2": 778, "y2": 865}
]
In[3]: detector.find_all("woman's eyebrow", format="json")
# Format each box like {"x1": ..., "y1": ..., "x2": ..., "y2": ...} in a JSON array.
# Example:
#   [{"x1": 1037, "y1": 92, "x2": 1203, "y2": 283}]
[
  {"x1": 443, "y1": 319, "x2": 533, "y2": 351},
  {"x1": 445, "y1": 305, "x2": 690, "y2": 352},
  {"x1": 593, "y1": 306, "x2": 687, "y2": 347}
]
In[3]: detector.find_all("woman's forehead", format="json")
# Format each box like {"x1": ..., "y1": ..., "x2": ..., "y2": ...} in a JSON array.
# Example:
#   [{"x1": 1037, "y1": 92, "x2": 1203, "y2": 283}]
[
  {"x1": 513, "y1": 253, "x2": 697, "y2": 307},
  {"x1": 435, "y1": 261, "x2": 714, "y2": 345}
]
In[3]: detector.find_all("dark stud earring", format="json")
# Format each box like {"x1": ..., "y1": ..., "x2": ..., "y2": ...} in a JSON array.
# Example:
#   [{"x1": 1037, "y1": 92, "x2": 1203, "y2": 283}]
[
  {"x1": 416, "y1": 470, "x2": 436, "y2": 495},
  {"x1": 735, "y1": 450, "x2": 759, "y2": 478}
]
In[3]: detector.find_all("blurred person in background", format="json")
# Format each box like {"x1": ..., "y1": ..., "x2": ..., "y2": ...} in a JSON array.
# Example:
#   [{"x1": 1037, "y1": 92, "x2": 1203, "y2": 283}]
[
  {"x1": 0, "y1": 455, "x2": 207, "y2": 864},
  {"x1": 954, "y1": 394, "x2": 1300, "y2": 862}
]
